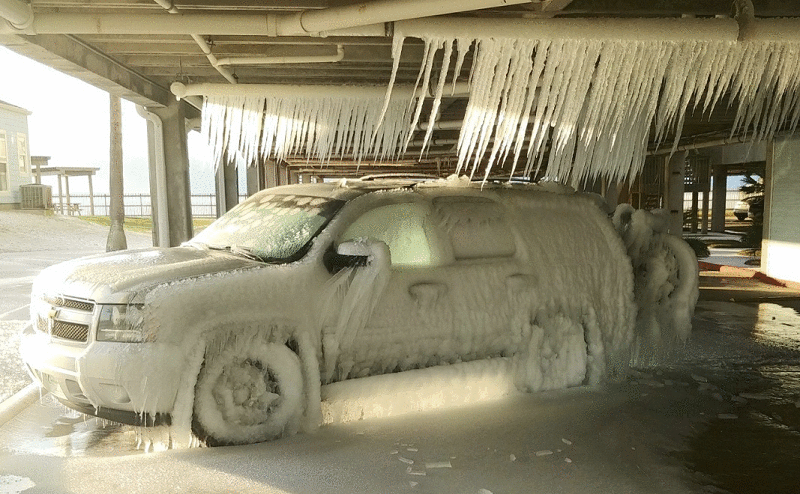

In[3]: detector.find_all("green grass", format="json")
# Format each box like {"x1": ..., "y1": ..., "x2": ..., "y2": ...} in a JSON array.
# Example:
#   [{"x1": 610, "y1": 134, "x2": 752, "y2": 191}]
[{"x1": 79, "y1": 216, "x2": 216, "y2": 235}]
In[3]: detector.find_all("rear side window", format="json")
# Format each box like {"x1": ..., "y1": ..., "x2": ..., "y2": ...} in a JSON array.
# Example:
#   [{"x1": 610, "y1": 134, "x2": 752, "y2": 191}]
[
  {"x1": 433, "y1": 197, "x2": 516, "y2": 260},
  {"x1": 340, "y1": 202, "x2": 436, "y2": 267}
]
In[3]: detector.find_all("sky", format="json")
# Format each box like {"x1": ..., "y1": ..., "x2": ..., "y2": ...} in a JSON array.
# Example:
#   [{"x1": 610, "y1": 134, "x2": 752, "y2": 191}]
[{"x1": 0, "y1": 46, "x2": 218, "y2": 195}]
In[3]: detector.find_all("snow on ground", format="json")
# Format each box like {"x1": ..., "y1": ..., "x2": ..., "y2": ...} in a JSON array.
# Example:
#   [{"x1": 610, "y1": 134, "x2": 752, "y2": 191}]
[{"x1": 0, "y1": 211, "x2": 152, "y2": 402}]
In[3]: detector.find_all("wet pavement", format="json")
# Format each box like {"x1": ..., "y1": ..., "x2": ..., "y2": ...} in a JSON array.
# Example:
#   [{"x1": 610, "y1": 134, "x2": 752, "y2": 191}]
[{"x1": 0, "y1": 299, "x2": 798, "y2": 494}]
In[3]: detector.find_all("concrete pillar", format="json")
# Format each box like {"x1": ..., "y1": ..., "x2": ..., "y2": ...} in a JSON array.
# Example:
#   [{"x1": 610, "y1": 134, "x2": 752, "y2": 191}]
[
  {"x1": 264, "y1": 159, "x2": 278, "y2": 189},
  {"x1": 87, "y1": 174, "x2": 95, "y2": 216},
  {"x1": 701, "y1": 168, "x2": 711, "y2": 234},
  {"x1": 763, "y1": 136, "x2": 800, "y2": 283},
  {"x1": 107, "y1": 94, "x2": 127, "y2": 252},
  {"x1": 711, "y1": 165, "x2": 727, "y2": 232},
  {"x1": 247, "y1": 162, "x2": 264, "y2": 196},
  {"x1": 64, "y1": 176, "x2": 72, "y2": 214},
  {"x1": 56, "y1": 174, "x2": 63, "y2": 214},
  {"x1": 150, "y1": 99, "x2": 193, "y2": 246},
  {"x1": 215, "y1": 158, "x2": 239, "y2": 217},
  {"x1": 665, "y1": 151, "x2": 688, "y2": 236},
  {"x1": 602, "y1": 179, "x2": 620, "y2": 211},
  {"x1": 278, "y1": 162, "x2": 289, "y2": 185}
]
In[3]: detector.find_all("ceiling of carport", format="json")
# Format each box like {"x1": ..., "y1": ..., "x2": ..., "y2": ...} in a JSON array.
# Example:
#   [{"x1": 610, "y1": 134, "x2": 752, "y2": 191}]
[{"x1": 1, "y1": 0, "x2": 800, "y2": 182}]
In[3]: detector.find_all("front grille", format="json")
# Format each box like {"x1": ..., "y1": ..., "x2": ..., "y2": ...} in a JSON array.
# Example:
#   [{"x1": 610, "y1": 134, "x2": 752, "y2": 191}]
[
  {"x1": 51, "y1": 321, "x2": 89, "y2": 342},
  {"x1": 44, "y1": 296, "x2": 94, "y2": 312},
  {"x1": 34, "y1": 294, "x2": 95, "y2": 343}
]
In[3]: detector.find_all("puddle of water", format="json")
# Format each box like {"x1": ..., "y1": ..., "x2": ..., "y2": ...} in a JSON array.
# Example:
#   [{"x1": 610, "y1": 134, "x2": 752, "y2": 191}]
[{"x1": 679, "y1": 300, "x2": 800, "y2": 493}]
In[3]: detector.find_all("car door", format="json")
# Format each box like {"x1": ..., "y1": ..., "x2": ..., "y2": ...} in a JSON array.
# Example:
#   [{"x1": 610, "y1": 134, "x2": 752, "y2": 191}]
[{"x1": 323, "y1": 198, "x2": 456, "y2": 381}]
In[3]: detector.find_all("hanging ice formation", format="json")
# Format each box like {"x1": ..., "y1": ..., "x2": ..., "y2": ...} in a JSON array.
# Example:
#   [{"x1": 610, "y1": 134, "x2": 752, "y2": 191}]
[
  {"x1": 390, "y1": 18, "x2": 800, "y2": 186},
  {"x1": 200, "y1": 18, "x2": 800, "y2": 186},
  {"x1": 201, "y1": 86, "x2": 417, "y2": 167}
]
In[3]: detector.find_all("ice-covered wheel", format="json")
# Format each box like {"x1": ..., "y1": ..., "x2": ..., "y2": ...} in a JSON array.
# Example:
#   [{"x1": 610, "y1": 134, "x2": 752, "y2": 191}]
[{"x1": 192, "y1": 341, "x2": 303, "y2": 446}]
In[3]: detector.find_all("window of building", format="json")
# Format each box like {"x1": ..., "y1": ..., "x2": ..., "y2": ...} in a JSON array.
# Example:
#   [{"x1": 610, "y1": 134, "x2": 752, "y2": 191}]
[
  {"x1": 17, "y1": 133, "x2": 29, "y2": 174},
  {"x1": 0, "y1": 131, "x2": 8, "y2": 192}
]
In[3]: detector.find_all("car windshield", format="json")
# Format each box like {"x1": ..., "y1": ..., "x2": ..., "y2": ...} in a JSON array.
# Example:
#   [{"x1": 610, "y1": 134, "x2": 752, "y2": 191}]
[{"x1": 189, "y1": 192, "x2": 345, "y2": 263}]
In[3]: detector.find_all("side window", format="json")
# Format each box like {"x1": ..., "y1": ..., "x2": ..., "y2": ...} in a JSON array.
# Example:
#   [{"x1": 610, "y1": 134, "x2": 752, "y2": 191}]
[
  {"x1": 433, "y1": 196, "x2": 516, "y2": 260},
  {"x1": 340, "y1": 202, "x2": 436, "y2": 267}
]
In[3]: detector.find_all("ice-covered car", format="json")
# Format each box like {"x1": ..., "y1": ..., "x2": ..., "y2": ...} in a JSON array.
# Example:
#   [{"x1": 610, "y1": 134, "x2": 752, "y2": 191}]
[{"x1": 20, "y1": 177, "x2": 699, "y2": 446}]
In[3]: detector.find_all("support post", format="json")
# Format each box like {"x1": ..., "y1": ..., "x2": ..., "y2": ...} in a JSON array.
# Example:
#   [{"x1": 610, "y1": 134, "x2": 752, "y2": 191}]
[
  {"x1": 150, "y1": 99, "x2": 193, "y2": 246},
  {"x1": 763, "y1": 136, "x2": 800, "y2": 283},
  {"x1": 56, "y1": 174, "x2": 63, "y2": 214},
  {"x1": 665, "y1": 151, "x2": 687, "y2": 236},
  {"x1": 701, "y1": 166, "x2": 711, "y2": 234},
  {"x1": 107, "y1": 94, "x2": 127, "y2": 251},
  {"x1": 88, "y1": 174, "x2": 95, "y2": 216},
  {"x1": 64, "y1": 175, "x2": 72, "y2": 215},
  {"x1": 711, "y1": 165, "x2": 727, "y2": 232},
  {"x1": 246, "y1": 161, "x2": 264, "y2": 196},
  {"x1": 215, "y1": 158, "x2": 239, "y2": 217},
  {"x1": 264, "y1": 160, "x2": 278, "y2": 189}
]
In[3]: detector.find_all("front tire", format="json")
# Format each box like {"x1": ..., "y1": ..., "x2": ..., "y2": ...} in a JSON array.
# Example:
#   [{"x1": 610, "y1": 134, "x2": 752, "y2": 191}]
[{"x1": 192, "y1": 341, "x2": 304, "y2": 446}]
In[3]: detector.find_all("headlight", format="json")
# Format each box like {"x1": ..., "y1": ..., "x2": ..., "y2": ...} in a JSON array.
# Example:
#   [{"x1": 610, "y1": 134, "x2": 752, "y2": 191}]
[{"x1": 96, "y1": 304, "x2": 146, "y2": 343}]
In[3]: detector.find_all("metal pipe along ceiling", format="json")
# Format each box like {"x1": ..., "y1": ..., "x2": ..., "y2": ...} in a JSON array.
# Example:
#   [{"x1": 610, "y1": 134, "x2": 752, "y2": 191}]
[
  {"x1": 0, "y1": 0, "x2": 530, "y2": 36},
  {"x1": 0, "y1": 0, "x2": 31, "y2": 28},
  {"x1": 214, "y1": 45, "x2": 344, "y2": 66}
]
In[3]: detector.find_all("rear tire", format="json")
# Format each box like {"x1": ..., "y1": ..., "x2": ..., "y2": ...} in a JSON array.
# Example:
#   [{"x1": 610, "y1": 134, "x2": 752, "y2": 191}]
[{"x1": 192, "y1": 341, "x2": 303, "y2": 446}]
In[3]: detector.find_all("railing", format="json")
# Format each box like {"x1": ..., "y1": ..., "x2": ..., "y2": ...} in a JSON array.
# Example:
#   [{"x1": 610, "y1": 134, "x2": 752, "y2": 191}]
[
  {"x1": 55, "y1": 189, "x2": 746, "y2": 217},
  {"x1": 59, "y1": 194, "x2": 247, "y2": 218},
  {"x1": 683, "y1": 189, "x2": 744, "y2": 211}
]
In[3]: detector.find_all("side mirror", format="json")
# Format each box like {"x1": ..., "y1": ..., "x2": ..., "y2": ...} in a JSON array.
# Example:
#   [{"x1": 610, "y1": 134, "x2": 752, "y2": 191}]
[{"x1": 323, "y1": 242, "x2": 369, "y2": 274}]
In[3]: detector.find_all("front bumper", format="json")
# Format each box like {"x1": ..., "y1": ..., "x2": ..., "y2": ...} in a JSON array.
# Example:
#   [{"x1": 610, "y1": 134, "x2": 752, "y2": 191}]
[{"x1": 20, "y1": 322, "x2": 181, "y2": 426}]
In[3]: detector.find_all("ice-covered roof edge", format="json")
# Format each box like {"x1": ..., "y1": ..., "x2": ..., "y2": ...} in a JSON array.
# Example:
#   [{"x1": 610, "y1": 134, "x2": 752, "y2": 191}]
[{"x1": 391, "y1": 17, "x2": 800, "y2": 187}]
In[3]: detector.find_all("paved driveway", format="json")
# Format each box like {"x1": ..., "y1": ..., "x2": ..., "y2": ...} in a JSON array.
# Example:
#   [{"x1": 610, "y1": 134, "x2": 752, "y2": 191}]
[{"x1": 0, "y1": 211, "x2": 151, "y2": 401}]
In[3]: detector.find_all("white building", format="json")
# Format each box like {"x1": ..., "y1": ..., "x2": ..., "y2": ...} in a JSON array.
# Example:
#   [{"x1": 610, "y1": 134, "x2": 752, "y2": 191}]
[{"x1": 0, "y1": 99, "x2": 32, "y2": 210}]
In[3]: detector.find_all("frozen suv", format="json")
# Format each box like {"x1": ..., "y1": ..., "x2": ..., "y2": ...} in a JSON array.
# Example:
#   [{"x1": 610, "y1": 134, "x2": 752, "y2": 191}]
[{"x1": 20, "y1": 177, "x2": 698, "y2": 446}]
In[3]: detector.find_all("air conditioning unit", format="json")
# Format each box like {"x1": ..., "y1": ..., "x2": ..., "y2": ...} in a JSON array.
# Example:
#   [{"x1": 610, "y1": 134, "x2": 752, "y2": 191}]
[{"x1": 20, "y1": 184, "x2": 53, "y2": 210}]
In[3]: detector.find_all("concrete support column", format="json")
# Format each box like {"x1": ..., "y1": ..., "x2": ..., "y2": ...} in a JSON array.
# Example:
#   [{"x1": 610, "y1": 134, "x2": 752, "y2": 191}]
[
  {"x1": 246, "y1": 162, "x2": 264, "y2": 196},
  {"x1": 87, "y1": 174, "x2": 95, "y2": 216},
  {"x1": 763, "y1": 136, "x2": 800, "y2": 283},
  {"x1": 264, "y1": 159, "x2": 278, "y2": 189},
  {"x1": 107, "y1": 94, "x2": 127, "y2": 251},
  {"x1": 665, "y1": 151, "x2": 687, "y2": 236},
  {"x1": 711, "y1": 165, "x2": 727, "y2": 232},
  {"x1": 56, "y1": 175, "x2": 63, "y2": 214},
  {"x1": 279, "y1": 162, "x2": 289, "y2": 185},
  {"x1": 150, "y1": 99, "x2": 193, "y2": 246},
  {"x1": 603, "y1": 179, "x2": 620, "y2": 211},
  {"x1": 215, "y1": 158, "x2": 239, "y2": 218},
  {"x1": 64, "y1": 176, "x2": 72, "y2": 214},
  {"x1": 701, "y1": 166, "x2": 711, "y2": 234}
]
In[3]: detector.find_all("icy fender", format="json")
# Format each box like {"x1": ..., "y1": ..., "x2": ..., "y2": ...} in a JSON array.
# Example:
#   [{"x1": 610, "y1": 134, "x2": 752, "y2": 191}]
[{"x1": 612, "y1": 204, "x2": 699, "y2": 364}]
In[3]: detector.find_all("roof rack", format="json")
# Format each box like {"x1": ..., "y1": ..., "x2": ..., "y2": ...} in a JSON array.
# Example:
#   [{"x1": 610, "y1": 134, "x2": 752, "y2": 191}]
[{"x1": 358, "y1": 173, "x2": 441, "y2": 181}]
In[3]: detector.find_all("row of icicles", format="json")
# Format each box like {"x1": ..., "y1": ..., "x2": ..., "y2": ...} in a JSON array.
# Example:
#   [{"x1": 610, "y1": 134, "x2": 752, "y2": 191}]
[{"x1": 202, "y1": 32, "x2": 800, "y2": 186}]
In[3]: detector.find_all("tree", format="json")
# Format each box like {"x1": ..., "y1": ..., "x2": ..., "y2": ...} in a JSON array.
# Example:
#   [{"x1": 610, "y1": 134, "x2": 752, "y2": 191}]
[{"x1": 738, "y1": 173, "x2": 763, "y2": 251}]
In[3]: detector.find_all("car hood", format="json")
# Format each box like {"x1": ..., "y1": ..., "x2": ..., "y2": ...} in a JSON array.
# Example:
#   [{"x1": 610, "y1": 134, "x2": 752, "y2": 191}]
[{"x1": 33, "y1": 246, "x2": 259, "y2": 303}]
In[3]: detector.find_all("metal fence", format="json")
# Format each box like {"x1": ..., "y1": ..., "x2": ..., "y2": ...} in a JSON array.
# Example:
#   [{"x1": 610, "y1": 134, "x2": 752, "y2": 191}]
[
  {"x1": 55, "y1": 189, "x2": 746, "y2": 218},
  {"x1": 59, "y1": 194, "x2": 247, "y2": 218},
  {"x1": 683, "y1": 189, "x2": 743, "y2": 210}
]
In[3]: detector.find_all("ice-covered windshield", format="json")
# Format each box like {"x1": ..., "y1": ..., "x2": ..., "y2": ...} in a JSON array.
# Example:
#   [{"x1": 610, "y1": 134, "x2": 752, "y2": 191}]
[{"x1": 190, "y1": 193, "x2": 344, "y2": 263}]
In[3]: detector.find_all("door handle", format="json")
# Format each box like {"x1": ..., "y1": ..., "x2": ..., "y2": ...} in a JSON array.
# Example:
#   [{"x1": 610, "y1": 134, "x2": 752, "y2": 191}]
[
  {"x1": 409, "y1": 282, "x2": 448, "y2": 308},
  {"x1": 506, "y1": 273, "x2": 538, "y2": 291}
]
